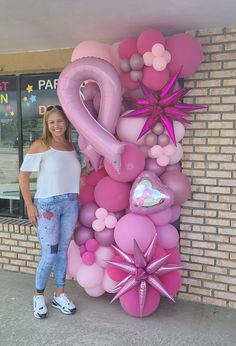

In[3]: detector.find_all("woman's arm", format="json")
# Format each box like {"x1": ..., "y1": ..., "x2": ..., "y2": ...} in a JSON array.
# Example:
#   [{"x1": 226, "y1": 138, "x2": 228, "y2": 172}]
[{"x1": 18, "y1": 171, "x2": 38, "y2": 226}]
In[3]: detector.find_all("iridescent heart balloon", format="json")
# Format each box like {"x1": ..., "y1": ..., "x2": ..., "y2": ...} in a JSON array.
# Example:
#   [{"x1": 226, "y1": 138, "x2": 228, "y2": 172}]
[{"x1": 130, "y1": 170, "x2": 174, "y2": 215}]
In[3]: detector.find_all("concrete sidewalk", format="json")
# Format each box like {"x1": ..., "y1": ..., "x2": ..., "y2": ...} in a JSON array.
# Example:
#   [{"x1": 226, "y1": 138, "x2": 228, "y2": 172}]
[{"x1": 0, "y1": 269, "x2": 236, "y2": 346}]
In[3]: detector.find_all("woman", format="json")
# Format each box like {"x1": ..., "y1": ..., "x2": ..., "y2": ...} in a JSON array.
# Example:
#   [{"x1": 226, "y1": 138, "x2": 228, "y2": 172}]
[{"x1": 19, "y1": 105, "x2": 81, "y2": 319}]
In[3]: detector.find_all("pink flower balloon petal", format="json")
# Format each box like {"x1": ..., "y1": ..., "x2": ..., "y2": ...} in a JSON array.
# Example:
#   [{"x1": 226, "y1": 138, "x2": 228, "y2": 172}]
[{"x1": 130, "y1": 170, "x2": 174, "y2": 215}]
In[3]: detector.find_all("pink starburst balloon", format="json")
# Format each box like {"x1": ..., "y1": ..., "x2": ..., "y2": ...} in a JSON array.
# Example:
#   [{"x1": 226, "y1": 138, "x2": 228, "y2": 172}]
[
  {"x1": 107, "y1": 235, "x2": 184, "y2": 317},
  {"x1": 122, "y1": 68, "x2": 206, "y2": 145}
]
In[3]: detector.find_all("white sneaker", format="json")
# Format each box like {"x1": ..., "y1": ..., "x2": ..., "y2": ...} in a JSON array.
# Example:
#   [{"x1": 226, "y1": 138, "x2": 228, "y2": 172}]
[
  {"x1": 51, "y1": 293, "x2": 76, "y2": 314},
  {"x1": 33, "y1": 295, "x2": 47, "y2": 319}
]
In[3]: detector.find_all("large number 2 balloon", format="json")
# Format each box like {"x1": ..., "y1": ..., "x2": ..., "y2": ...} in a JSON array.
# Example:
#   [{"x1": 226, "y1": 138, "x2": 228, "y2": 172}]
[{"x1": 57, "y1": 57, "x2": 124, "y2": 171}]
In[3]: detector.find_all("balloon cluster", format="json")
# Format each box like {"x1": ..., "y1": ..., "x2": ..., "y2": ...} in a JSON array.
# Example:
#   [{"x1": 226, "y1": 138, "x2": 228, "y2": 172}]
[{"x1": 58, "y1": 27, "x2": 205, "y2": 318}]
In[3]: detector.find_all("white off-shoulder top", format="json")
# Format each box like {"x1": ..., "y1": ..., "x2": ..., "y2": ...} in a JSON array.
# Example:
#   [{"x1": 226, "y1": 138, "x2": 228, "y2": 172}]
[{"x1": 20, "y1": 148, "x2": 81, "y2": 198}]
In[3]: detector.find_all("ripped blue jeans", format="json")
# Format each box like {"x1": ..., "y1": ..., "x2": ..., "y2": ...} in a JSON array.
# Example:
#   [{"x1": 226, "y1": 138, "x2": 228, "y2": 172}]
[{"x1": 34, "y1": 194, "x2": 79, "y2": 292}]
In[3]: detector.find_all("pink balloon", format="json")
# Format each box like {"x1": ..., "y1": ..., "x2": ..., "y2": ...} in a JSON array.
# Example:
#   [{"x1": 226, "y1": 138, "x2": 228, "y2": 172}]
[
  {"x1": 95, "y1": 246, "x2": 115, "y2": 268},
  {"x1": 94, "y1": 176, "x2": 130, "y2": 212},
  {"x1": 102, "y1": 271, "x2": 118, "y2": 293},
  {"x1": 120, "y1": 71, "x2": 139, "y2": 89},
  {"x1": 110, "y1": 42, "x2": 121, "y2": 72},
  {"x1": 142, "y1": 66, "x2": 169, "y2": 91},
  {"x1": 116, "y1": 115, "x2": 147, "y2": 146},
  {"x1": 74, "y1": 225, "x2": 94, "y2": 246},
  {"x1": 76, "y1": 263, "x2": 104, "y2": 288},
  {"x1": 82, "y1": 251, "x2": 96, "y2": 265},
  {"x1": 71, "y1": 40, "x2": 112, "y2": 63},
  {"x1": 118, "y1": 37, "x2": 138, "y2": 59},
  {"x1": 79, "y1": 185, "x2": 95, "y2": 205},
  {"x1": 168, "y1": 143, "x2": 183, "y2": 165},
  {"x1": 82, "y1": 82, "x2": 100, "y2": 101},
  {"x1": 165, "y1": 162, "x2": 181, "y2": 173},
  {"x1": 145, "y1": 158, "x2": 166, "y2": 176},
  {"x1": 166, "y1": 33, "x2": 203, "y2": 77},
  {"x1": 85, "y1": 168, "x2": 107, "y2": 186},
  {"x1": 156, "y1": 224, "x2": 180, "y2": 249},
  {"x1": 92, "y1": 218, "x2": 105, "y2": 232},
  {"x1": 104, "y1": 215, "x2": 117, "y2": 229},
  {"x1": 85, "y1": 285, "x2": 105, "y2": 297},
  {"x1": 95, "y1": 207, "x2": 108, "y2": 220},
  {"x1": 86, "y1": 239, "x2": 99, "y2": 252},
  {"x1": 94, "y1": 228, "x2": 115, "y2": 247},
  {"x1": 106, "y1": 255, "x2": 127, "y2": 281},
  {"x1": 173, "y1": 121, "x2": 185, "y2": 142},
  {"x1": 157, "y1": 155, "x2": 169, "y2": 167},
  {"x1": 114, "y1": 214, "x2": 156, "y2": 254},
  {"x1": 153, "y1": 244, "x2": 167, "y2": 260},
  {"x1": 137, "y1": 29, "x2": 165, "y2": 55},
  {"x1": 80, "y1": 202, "x2": 98, "y2": 227},
  {"x1": 160, "y1": 171, "x2": 191, "y2": 205},
  {"x1": 145, "y1": 133, "x2": 158, "y2": 147},
  {"x1": 66, "y1": 240, "x2": 82, "y2": 277},
  {"x1": 119, "y1": 285, "x2": 161, "y2": 317},
  {"x1": 58, "y1": 57, "x2": 124, "y2": 172},
  {"x1": 166, "y1": 248, "x2": 181, "y2": 264},
  {"x1": 148, "y1": 207, "x2": 172, "y2": 226},
  {"x1": 104, "y1": 143, "x2": 145, "y2": 182},
  {"x1": 160, "y1": 271, "x2": 182, "y2": 295},
  {"x1": 170, "y1": 205, "x2": 181, "y2": 222}
]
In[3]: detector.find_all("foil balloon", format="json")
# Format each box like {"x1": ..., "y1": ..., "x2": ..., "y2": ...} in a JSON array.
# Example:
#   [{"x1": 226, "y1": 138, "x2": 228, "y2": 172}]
[
  {"x1": 57, "y1": 57, "x2": 124, "y2": 171},
  {"x1": 130, "y1": 170, "x2": 174, "y2": 215},
  {"x1": 108, "y1": 235, "x2": 183, "y2": 317}
]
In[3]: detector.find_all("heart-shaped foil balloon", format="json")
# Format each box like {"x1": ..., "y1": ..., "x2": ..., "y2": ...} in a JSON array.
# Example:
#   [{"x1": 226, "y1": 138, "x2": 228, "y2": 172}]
[{"x1": 130, "y1": 170, "x2": 174, "y2": 215}]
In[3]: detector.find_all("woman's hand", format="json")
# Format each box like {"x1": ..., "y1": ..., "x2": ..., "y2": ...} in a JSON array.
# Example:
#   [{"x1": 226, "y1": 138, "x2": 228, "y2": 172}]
[{"x1": 27, "y1": 204, "x2": 38, "y2": 227}]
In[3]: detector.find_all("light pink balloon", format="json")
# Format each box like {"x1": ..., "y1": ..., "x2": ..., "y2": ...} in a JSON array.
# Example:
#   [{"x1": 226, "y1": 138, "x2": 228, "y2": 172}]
[
  {"x1": 71, "y1": 40, "x2": 112, "y2": 63},
  {"x1": 142, "y1": 66, "x2": 169, "y2": 91},
  {"x1": 95, "y1": 246, "x2": 115, "y2": 268},
  {"x1": 148, "y1": 207, "x2": 172, "y2": 226},
  {"x1": 148, "y1": 145, "x2": 163, "y2": 158},
  {"x1": 85, "y1": 285, "x2": 105, "y2": 297},
  {"x1": 95, "y1": 208, "x2": 108, "y2": 220},
  {"x1": 92, "y1": 219, "x2": 105, "y2": 232},
  {"x1": 76, "y1": 262, "x2": 104, "y2": 288},
  {"x1": 116, "y1": 113, "x2": 147, "y2": 145},
  {"x1": 94, "y1": 176, "x2": 130, "y2": 212},
  {"x1": 168, "y1": 143, "x2": 183, "y2": 165},
  {"x1": 58, "y1": 57, "x2": 124, "y2": 172},
  {"x1": 166, "y1": 33, "x2": 203, "y2": 77},
  {"x1": 114, "y1": 213, "x2": 156, "y2": 254},
  {"x1": 157, "y1": 155, "x2": 169, "y2": 167},
  {"x1": 173, "y1": 121, "x2": 185, "y2": 142},
  {"x1": 104, "y1": 215, "x2": 117, "y2": 229},
  {"x1": 66, "y1": 240, "x2": 82, "y2": 277},
  {"x1": 104, "y1": 143, "x2": 145, "y2": 183},
  {"x1": 102, "y1": 271, "x2": 118, "y2": 293},
  {"x1": 110, "y1": 41, "x2": 121, "y2": 72},
  {"x1": 119, "y1": 285, "x2": 161, "y2": 317},
  {"x1": 137, "y1": 29, "x2": 165, "y2": 55},
  {"x1": 156, "y1": 224, "x2": 180, "y2": 249}
]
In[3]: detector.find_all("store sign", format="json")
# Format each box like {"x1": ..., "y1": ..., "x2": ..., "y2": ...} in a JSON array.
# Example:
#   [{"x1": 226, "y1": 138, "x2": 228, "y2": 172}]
[
  {"x1": 0, "y1": 77, "x2": 17, "y2": 119},
  {"x1": 21, "y1": 73, "x2": 60, "y2": 118}
]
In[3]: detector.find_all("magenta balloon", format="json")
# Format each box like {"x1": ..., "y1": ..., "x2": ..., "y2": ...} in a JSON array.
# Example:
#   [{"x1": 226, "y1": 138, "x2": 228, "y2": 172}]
[
  {"x1": 57, "y1": 57, "x2": 124, "y2": 171},
  {"x1": 137, "y1": 29, "x2": 165, "y2": 55},
  {"x1": 104, "y1": 143, "x2": 145, "y2": 182},
  {"x1": 119, "y1": 285, "x2": 161, "y2": 317},
  {"x1": 118, "y1": 37, "x2": 138, "y2": 59},
  {"x1": 79, "y1": 202, "x2": 98, "y2": 228},
  {"x1": 160, "y1": 171, "x2": 191, "y2": 205},
  {"x1": 120, "y1": 70, "x2": 139, "y2": 89},
  {"x1": 148, "y1": 207, "x2": 172, "y2": 226},
  {"x1": 166, "y1": 248, "x2": 181, "y2": 264},
  {"x1": 156, "y1": 224, "x2": 179, "y2": 249},
  {"x1": 114, "y1": 213, "x2": 156, "y2": 254},
  {"x1": 160, "y1": 271, "x2": 182, "y2": 295},
  {"x1": 165, "y1": 162, "x2": 181, "y2": 173},
  {"x1": 166, "y1": 33, "x2": 203, "y2": 77},
  {"x1": 94, "y1": 228, "x2": 114, "y2": 246},
  {"x1": 74, "y1": 226, "x2": 94, "y2": 246},
  {"x1": 142, "y1": 66, "x2": 169, "y2": 91},
  {"x1": 170, "y1": 205, "x2": 181, "y2": 222},
  {"x1": 94, "y1": 176, "x2": 130, "y2": 212},
  {"x1": 145, "y1": 158, "x2": 166, "y2": 176}
]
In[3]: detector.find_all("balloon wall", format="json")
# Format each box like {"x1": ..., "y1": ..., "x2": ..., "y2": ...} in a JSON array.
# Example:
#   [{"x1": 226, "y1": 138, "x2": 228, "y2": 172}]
[{"x1": 57, "y1": 27, "x2": 205, "y2": 318}]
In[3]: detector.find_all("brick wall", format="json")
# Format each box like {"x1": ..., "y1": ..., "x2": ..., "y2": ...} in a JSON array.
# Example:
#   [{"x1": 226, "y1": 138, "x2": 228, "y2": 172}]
[
  {"x1": 0, "y1": 26, "x2": 236, "y2": 309},
  {"x1": 179, "y1": 26, "x2": 236, "y2": 308}
]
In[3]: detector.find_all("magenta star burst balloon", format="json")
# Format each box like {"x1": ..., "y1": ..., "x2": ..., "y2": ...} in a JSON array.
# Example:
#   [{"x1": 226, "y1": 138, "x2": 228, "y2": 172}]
[
  {"x1": 107, "y1": 235, "x2": 184, "y2": 317},
  {"x1": 121, "y1": 68, "x2": 206, "y2": 145}
]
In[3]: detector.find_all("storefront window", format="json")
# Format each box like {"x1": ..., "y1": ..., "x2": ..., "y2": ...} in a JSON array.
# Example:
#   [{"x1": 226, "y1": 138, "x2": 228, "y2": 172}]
[{"x1": 0, "y1": 76, "x2": 20, "y2": 216}]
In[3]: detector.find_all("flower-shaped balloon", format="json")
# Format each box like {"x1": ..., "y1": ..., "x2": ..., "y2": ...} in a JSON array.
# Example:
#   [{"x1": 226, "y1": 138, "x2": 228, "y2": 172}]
[
  {"x1": 92, "y1": 208, "x2": 117, "y2": 232},
  {"x1": 108, "y1": 235, "x2": 183, "y2": 317},
  {"x1": 143, "y1": 43, "x2": 171, "y2": 71}
]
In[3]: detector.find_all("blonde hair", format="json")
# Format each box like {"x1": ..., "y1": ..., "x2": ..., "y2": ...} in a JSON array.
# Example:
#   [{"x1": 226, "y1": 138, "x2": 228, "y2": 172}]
[{"x1": 40, "y1": 106, "x2": 72, "y2": 146}]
